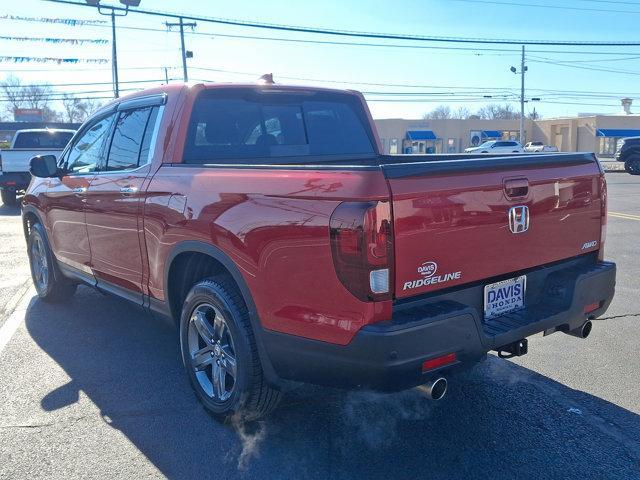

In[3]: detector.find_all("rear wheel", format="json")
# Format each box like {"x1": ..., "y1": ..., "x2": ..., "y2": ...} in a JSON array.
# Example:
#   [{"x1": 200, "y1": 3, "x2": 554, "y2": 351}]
[
  {"x1": 179, "y1": 278, "x2": 281, "y2": 420},
  {"x1": 624, "y1": 156, "x2": 640, "y2": 175},
  {"x1": 28, "y1": 222, "x2": 77, "y2": 302},
  {"x1": 1, "y1": 189, "x2": 17, "y2": 207}
]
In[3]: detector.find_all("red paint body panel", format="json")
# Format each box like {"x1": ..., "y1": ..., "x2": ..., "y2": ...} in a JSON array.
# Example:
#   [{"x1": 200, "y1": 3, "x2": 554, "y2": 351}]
[
  {"x1": 22, "y1": 82, "x2": 609, "y2": 349},
  {"x1": 144, "y1": 165, "x2": 391, "y2": 345},
  {"x1": 389, "y1": 163, "x2": 603, "y2": 298}
]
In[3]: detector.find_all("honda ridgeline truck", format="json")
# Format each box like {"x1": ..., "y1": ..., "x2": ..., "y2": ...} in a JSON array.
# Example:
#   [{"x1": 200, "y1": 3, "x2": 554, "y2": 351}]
[{"x1": 23, "y1": 83, "x2": 616, "y2": 419}]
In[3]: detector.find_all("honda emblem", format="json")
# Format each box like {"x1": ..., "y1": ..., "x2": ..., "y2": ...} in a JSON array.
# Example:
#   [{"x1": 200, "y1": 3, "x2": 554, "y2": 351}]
[{"x1": 508, "y1": 206, "x2": 529, "y2": 234}]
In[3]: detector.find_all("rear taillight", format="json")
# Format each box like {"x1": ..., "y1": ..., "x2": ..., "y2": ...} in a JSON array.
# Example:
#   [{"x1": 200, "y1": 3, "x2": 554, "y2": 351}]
[
  {"x1": 598, "y1": 174, "x2": 607, "y2": 262},
  {"x1": 330, "y1": 201, "x2": 393, "y2": 301}
]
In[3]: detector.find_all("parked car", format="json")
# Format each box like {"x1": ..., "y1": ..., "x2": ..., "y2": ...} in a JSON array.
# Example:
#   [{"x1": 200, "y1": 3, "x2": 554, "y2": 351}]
[
  {"x1": 464, "y1": 140, "x2": 524, "y2": 153},
  {"x1": 23, "y1": 83, "x2": 616, "y2": 419},
  {"x1": 0, "y1": 128, "x2": 75, "y2": 206},
  {"x1": 615, "y1": 136, "x2": 640, "y2": 174},
  {"x1": 524, "y1": 142, "x2": 559, "y2": 153}
]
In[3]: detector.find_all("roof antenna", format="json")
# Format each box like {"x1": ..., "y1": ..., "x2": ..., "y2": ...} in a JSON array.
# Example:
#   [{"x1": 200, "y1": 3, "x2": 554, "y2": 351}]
[{"x1": 258, "y1": 73, "x2": 275, "y2": 84}]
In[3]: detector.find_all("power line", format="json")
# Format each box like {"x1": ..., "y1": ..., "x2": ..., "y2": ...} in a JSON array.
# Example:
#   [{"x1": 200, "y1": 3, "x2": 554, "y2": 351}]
[
  {"x1": 449, "y1": 0, "x2": 640, "y2": 15},
  {"x1": 0, "y1": 78, "x2": 174, "y2": 89},
  {"x1": 43, "y1": 0, "x2": 640, "y2": 46}
]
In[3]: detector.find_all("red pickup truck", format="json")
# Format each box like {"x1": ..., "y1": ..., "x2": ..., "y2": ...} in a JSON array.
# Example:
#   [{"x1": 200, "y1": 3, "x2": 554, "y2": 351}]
[{"x1": 23, "y1": 83, "x2": 616, "y2": 419}]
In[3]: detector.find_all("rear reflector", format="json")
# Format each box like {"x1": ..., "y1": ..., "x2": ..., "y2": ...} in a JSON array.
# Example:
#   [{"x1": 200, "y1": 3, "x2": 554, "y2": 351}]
[
  {"x1": 422, "y1": 352, "x2": 457, "y2": 372},
  {"x1": 369, "y1": 268, "x2": 389, "y2": 294},
  {"x1": 584, "y1": 302, "x2": 600, "y2": 314}
]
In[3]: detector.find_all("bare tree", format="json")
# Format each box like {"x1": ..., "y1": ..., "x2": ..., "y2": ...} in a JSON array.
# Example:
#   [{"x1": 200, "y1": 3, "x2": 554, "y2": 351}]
[
  {"x1": 452, "y1": 106, "x2": 471, "y2": 119},
  {"x1": 0, "y1": 76, "x2": 26, "y2": 114},
  {"x1": 476, "y1": 103, "x2": 521, "y2": 120},
  {"x1": 423, "y1": 105, "x2": 473, "y2": 120},
  {"x1": 0, "y1": 75, "x2": 57, "y2": 119},
  {"x1": 61, "y1": 94, "x2": 102, "y2": 123},
  {"x1": 423, "y1": 105, "x2": 452, "y2": 120}
]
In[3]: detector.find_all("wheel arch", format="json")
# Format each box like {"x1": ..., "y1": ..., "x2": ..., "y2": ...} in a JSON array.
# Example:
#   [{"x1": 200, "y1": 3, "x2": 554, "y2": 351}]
[
  {"x1": 164, "y1": 241, "x2": 281, "y2": 386},
  {"x1": 21, "y1": 205, "x2": 45, "y2": 242}
]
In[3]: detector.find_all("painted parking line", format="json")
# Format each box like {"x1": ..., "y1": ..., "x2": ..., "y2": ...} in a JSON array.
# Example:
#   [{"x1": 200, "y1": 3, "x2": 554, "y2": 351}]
[{"x1": 609, "y1": 211, "x2": 640, "y2": 221}]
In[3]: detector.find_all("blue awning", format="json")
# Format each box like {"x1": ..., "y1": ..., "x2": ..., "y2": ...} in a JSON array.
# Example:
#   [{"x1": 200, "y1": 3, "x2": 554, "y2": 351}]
[
  {"x1": 481, "y1": 130, "x2": 502, "y2": 138},
  {"x1": 596, "y1": 129, "x2": 640, "y2": 138},
  {"x1": 407, "y1": 130, "x2": 437, "y2": 140}
]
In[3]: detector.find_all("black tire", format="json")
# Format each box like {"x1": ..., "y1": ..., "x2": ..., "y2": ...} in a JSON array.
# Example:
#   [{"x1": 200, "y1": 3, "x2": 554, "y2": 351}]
[
  {"x1": 1, "y1": 189, "x2": 17, "y2": 207},
  {"x1": 179, "y1": 277, "x2": 281, "y2": 420},
  {"x1": 481, "y1": 151, "x2": 489, "y2": 153},
  {"x1": 624, "y1": 156, "x2": 640, "y2": 175},
  {"x1": 27, "y1": 222, "x2": 77, "y2": 302}
]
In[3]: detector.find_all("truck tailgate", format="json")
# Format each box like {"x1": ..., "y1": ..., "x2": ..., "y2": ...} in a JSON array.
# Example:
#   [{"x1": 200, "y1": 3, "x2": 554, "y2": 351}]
[
  {"x1": 0, "y1": 149, "x2": 63, "y2": 173},
  {"x1": 382, "y1": 154, "x2": 604, "y2": 299}
]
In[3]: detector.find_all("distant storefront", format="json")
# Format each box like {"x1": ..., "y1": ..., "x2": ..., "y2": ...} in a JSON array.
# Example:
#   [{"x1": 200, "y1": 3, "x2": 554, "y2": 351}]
[
  {"x1": 375, "y1": 115, "x2": 640, "y2": 157},
  {"x1": 375, "y1": 118, "x2": 527, "y2": 155}
]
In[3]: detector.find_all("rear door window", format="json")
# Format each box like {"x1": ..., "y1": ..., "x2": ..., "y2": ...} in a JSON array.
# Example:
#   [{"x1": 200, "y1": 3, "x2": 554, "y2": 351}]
[
  {"x1": 105, "y1": 107, "x2": 152, "y2": 171},
  {"x1": 184, "y1": 89, "x2": 375, "y2": 163}
]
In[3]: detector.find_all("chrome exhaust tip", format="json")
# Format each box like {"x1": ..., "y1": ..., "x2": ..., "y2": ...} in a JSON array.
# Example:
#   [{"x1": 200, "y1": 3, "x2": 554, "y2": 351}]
[
  {"x1": 565, "y1": 320, "x2": 593, "y2": 339},
  {"x1": 425, "y1": 377, "x2": 447, "y2": 400}
]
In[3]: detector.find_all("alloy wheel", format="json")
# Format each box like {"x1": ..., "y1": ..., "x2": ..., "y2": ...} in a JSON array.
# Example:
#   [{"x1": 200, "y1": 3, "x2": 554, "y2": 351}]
[
  {"x1": 187, "y1": 302, "x2": 237, "y2": 401},
  {"x1": 31, "y1": 235, "x2": 49, "y2": 292}
]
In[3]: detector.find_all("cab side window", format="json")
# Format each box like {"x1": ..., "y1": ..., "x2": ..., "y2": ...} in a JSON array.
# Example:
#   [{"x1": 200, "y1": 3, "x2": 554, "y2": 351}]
[
  {"x1": 105, "y1": 107, "x2": 154, "y2": 171},
  {"x1": 66, "y1": 114, "x2": 116, "y2": 174}
]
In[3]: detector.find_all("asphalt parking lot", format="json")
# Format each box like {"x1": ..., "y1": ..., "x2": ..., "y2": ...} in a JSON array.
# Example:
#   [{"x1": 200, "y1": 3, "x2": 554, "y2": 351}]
[{"x1": 0, "y1": 173, "x2": 638, "y2": 480}]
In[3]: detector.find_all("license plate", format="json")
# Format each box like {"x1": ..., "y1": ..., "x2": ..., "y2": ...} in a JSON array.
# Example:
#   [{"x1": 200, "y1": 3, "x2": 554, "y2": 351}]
[{"x1": 483, "y1": 275, "x2": 526, "y2": 320}]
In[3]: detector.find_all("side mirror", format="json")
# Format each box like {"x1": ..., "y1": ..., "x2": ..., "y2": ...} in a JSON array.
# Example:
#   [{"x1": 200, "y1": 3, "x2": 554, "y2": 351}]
[{"x1": 30, "y1": 155, "x2": 60, "y2": 178}]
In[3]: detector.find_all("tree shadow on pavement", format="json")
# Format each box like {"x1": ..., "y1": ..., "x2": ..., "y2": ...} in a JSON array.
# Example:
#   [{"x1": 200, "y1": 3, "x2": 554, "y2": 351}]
[{"x1": 25, "y1": 287, "x2": 640, "y2": 480}]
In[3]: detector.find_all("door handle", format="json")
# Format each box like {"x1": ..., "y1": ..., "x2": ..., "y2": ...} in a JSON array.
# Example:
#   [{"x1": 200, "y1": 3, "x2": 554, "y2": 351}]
[
  {"x1": 120, "y1": 186, "x2": 138, "y2": 195},
  {"x1": 503, "y1": 178, "x2": 529, "y2": 199},
  {"x1": 73, "y1": 187, "x2": 87, "y2": 194}
]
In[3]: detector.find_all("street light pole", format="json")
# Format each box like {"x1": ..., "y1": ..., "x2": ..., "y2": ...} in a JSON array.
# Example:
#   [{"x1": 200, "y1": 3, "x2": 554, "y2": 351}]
[
  {"x1": 86, "y1": 1, "x2": 140, "y2": 98},
  {"x1": 111, "y1": 9, "x2": 119, "y2": 98}
]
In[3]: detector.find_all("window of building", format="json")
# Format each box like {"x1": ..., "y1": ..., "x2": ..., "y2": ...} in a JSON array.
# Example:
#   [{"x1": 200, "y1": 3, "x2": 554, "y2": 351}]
[{"x1": 598, "y1": 137, "x2": 617, "y2": 156}]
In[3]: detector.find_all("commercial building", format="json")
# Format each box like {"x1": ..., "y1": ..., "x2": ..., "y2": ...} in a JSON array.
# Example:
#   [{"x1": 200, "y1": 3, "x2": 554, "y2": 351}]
[{"x1": 374, "y1": 99, "x2": 640, "y2": 157}]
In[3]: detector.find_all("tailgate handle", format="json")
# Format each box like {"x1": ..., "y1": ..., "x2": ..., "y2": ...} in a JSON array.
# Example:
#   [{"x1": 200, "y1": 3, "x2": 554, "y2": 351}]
[{"x1": 503, "y1": 178, "x2": 529, "y2": 198}]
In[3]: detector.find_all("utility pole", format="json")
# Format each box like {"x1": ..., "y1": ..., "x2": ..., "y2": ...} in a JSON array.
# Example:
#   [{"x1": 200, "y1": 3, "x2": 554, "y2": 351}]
[
  {"x1": 519, "y1": 45, "x2": 526, "y2": 144},
  {"x1": 111, "y1": 10, "x2": 119, "y2": 98},
  {"x1": 511, "y1": 46, "x2": 528, "y2": 144},
  {"x1": 166, "y1": 17, "x2": 196, "y2": 82}
]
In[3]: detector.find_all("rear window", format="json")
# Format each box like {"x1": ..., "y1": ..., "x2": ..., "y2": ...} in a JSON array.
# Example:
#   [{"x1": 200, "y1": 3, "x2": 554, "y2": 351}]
[
  {"x1": 183, "y1": 89, "x2": 375, "y2": 163},
  {"x1": 13, "y1": 131, "x2": 74, "y2": 149}
]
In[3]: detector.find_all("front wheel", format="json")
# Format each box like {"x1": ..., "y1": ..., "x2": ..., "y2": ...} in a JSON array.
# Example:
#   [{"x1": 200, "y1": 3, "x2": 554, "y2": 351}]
[
  {"x1": 624, "y1": 156, "x2": 640, "y2": 175},
  {"x1": 28, "y1": 222, "x2": 77, "y2": 302},
  {"x1": 179, "y1": 278, "x2": 281, "y2": 420}
]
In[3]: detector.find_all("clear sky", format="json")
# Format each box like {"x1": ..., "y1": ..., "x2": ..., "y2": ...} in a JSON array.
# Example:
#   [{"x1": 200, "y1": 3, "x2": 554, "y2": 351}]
[{"x1": 3, "y1": 0, "x2": 640, "y2": 119}]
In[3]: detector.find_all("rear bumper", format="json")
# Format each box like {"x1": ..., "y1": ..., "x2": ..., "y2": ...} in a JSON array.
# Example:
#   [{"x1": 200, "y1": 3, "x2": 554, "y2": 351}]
[
  {"x1": 0, "y1": 171, "x2": 31, "y2": 189},
  {"x1": 262, "y1": 256, "x2": 616, "y2": 391}
]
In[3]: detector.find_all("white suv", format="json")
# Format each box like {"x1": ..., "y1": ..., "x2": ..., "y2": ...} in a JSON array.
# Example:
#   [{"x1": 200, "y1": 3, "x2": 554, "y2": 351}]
[{"x1": 465, "y1": 140, "x2": 524, "y2": 154}]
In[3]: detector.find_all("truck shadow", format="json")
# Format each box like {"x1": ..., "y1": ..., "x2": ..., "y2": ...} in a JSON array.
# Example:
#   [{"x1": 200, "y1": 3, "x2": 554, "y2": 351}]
[{"x1": 25, "y1": 287, "x2": 639, "y2": 480}]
